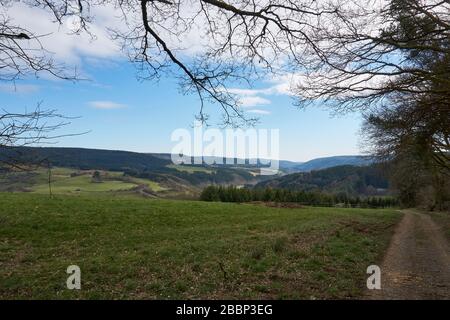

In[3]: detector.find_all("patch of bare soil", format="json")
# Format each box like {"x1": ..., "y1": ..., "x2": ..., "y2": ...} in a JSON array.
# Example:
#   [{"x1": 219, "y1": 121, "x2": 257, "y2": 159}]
[{"x1": 367, "y1": 210, "x2": 450, "y2": 299}]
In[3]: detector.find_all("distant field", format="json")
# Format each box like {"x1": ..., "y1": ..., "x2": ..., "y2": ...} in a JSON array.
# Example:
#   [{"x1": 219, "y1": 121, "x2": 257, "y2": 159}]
[
  {"x1": 0, "y1": 193, "x2": 401, "y2": 299},
  {"x1": 33, "y1": 175, "x2": 137, "y2": 193},
  {"x1": 0, "y1": 168, "x2": 165, "y2": 194}
]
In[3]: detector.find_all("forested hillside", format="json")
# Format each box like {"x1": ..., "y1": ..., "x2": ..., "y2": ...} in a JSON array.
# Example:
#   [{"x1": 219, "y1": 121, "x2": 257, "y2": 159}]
[
  {"x1": 1, "y1": 147, "x2": 388, "y2": 197},
  {"x1": 255, "y1": 165, "x2": 391, "y2": 196}
]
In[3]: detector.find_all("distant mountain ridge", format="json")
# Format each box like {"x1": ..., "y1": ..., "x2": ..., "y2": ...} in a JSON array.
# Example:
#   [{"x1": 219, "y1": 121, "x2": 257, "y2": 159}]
[
  {"x1": 286, "y1": 155, "x2": 372, "y2": 173},
  {"x1": 0, "y1": 147, "x2": 370, "y2": 173}
]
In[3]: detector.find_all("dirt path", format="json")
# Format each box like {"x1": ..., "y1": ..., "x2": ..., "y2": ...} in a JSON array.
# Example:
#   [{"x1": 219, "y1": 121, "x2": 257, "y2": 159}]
[{"x1": 367, "y1": 210, "x2": 450, "y2": 299}]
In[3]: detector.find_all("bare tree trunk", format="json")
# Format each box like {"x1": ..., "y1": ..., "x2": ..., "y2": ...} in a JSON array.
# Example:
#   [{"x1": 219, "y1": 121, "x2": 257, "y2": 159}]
[{"x1": 47, "y1": 160, "x2": 53, "y2": 197}]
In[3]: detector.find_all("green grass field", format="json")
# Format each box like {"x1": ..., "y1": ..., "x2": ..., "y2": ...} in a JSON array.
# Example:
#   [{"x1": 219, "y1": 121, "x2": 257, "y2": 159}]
[
  {"x1": 32, "y1": 175, "x2": 137, "y2": 193},
  {"x1": 0, "y1": 193, "x2": 401, "y2": 299}
]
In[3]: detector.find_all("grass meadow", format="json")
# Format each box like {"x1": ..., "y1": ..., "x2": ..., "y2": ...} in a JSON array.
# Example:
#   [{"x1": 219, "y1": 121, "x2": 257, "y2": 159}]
[{"x1": 0, "y1": 193, "x2": 401, "y2": 299}]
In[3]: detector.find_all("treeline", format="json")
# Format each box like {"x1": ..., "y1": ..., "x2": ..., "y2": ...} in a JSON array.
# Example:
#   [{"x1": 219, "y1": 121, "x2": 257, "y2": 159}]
[{"x1": 200, "y1": 185, "x2": 398, "y2": 208}]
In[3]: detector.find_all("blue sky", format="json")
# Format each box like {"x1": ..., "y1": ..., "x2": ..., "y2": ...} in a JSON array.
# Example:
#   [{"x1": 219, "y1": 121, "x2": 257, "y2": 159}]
[
  {"x1": 1, "y1": 56, "x2": 364, "y2": 162},
  {"x1": 0, "y1": 2, "x2": 366, "y2": 162}
]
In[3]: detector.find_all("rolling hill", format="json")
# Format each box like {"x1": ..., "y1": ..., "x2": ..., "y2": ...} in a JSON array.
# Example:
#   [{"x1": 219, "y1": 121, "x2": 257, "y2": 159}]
[
  {"x1": 0, "y1": 147, "x2": 380, "y2": 197},
  {"x1": 0, "y1": 147, "x2": 371, "y2": 172},
  {"x1": 0, "y1": 147, "x2": 267, "y2": 197},
  {"x1": 0, "y1": 147, "x2": 171, "y2": 171},
  {"x1": 285, "y1": 156, "x2": 372, "y2": 172},
  {"x1": 255, "y1": 164, "x2": 391, "y2": 196}
]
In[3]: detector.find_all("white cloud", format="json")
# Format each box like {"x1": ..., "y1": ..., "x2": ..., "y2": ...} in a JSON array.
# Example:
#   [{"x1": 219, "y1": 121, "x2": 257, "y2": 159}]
[
  {"x1": 227, "y1": 74, "x2": 297, "y2": 102},
  {"x1": 3, "y1": 3, "x2": 122, "y2": 66},
  {"x1": 247, "y1": 109, "x2": 271, "y2": 115},
  {"x1": 1, "y1": 2, "x2": 214, "y2": 69},
  {"x1": 228, "y1": 87, "x2": 274, "y2": 96},
  {"x1": 229, "y1": 67, "x2": 392, "y2": 103},
  {"x1": 88, "y1": 101, "x2": 127, "y2": 109},
  {"x1": 238, "y1": 96, "x2": 271, "y2": 108}
]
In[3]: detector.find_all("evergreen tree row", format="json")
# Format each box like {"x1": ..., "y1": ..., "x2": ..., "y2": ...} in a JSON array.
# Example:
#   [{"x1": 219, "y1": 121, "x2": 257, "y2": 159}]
[{"x1": 200, "y1": 186, "x2": 398, "y2": 208}]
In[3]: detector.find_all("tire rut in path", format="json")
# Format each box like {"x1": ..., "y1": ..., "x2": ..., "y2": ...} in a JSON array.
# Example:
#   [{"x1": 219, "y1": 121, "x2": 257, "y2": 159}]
[{"x1": 367, "y1": 210, "x2": 450, "y2": 299}]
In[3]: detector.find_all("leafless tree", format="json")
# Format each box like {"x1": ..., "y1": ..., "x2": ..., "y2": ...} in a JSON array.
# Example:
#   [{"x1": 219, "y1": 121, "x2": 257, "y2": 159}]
[
  {"x1": 2, "y1": 1, "x2": 448, "y2": 121},
  {"x1": 0, "y1": 0, "x2": 344, "y2": 125},
  {"x1": 293, "y1": 0, "x2": 449, "y2": 112},
  {"x1": 12, "y1": 0, "x2": 444, "y2": 123},
  {"x1": 0, "y1": 0, "x2": 84, "y2": 170},
  {"x1": 358, "y1": 0, "x2": 449, "y2": 175},
  {"x1": 362, "y1": 96, "x2": 450, "y2": 171},
  {"x1": 2, "y1": 0, "x2": 448, "y2": 128},
  {"x1": 0, "y1": 2, "x2": 78, "y2": 82},
  {"x1": 0, "y1": 103, "x2": 78, "y2": 168}
]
